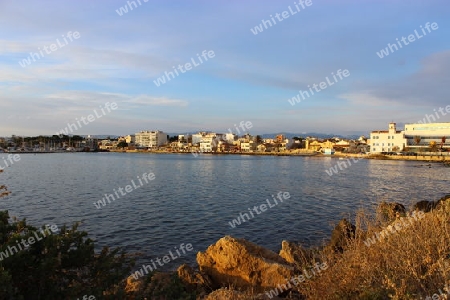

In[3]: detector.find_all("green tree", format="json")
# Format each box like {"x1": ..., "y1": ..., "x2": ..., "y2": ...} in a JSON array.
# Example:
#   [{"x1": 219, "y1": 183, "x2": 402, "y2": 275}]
[
  {"x1": 0, "y1": 213, "x2": 135, "y2": 299},
  {"x1": 117, "y1": 141, "x2": 128, "y2": 149},
  {"x1": 0, "y1": 171, "x2": 135, "y2": 299}
]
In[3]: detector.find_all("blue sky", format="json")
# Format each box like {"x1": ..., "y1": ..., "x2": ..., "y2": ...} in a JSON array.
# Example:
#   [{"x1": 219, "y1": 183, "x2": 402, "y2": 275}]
[{"x1": 1, "y1": 0, "x2": 449, "y2": 136}]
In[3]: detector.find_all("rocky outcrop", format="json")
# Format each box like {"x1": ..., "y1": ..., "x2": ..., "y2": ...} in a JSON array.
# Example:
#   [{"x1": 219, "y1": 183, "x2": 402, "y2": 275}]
[
  {"x1": 204, "y1": 287, "x2": 285, "y2": 300},
  {"x1": 376, "y1": 202, "x2": 406, "y2": 223},
  {"x1": 413, "y1": 200, "x2": 438, "y2": 212},
  {"x1": 413, "y1": 195, "x2": 450, "y2": 212},
  {"x1": 197, "y1": 236, "x2": 294, "y2": 290},
  {"x1": 328, "y1": 218, "x2": 356, "y2": 252},
  {"x1": 177, "y1": 263, "x2": 212, "y2": 296},
  {"x1": 124, "y1": 275, "x2": 143, "y2": 295},
  {"x1": 279, "y1": 240, "x2": 310, "y2": 266},
  {"x1": 203, "y1": 288, "x2": 253, "y2": 300}
]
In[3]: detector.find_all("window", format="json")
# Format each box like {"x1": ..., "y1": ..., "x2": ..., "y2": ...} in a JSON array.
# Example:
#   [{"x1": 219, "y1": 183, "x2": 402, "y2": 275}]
[{"x1": 388, "y1": 136, "x2": 390, "y2": 139}]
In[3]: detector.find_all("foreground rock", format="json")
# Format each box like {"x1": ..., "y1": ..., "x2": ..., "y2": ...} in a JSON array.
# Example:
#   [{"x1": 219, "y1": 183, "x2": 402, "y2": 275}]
[
  {"x1": 204, "y1": 288, "x2": 249, "y2": 300},
  {"x1": 125, "y1": 275, "x2": 143, "y2": 295},
  {"x1": 413, "y1": 200, "x2": 438, "y2": 212},
  {"x1": 328, "y1": 218, "x2": 356, "y2": 252},
  {"x1": 177, "y1": 263, "x2": 212, "y2": 296},
  {"x1": 204, "y1": 287, "x2": 286, "y2": 300},
  {"x1": 197, "y1": 236, "x2": 294, "y2": 290},
  {"x1": 376, "y1": 201, "x2": 406, "y2": 223},
  {"x1": 279, "y1": 240, "x2": 311, "y2": 267},
  {"x1": 412, "y1": 194, "x2": 450, "y2": 212}
]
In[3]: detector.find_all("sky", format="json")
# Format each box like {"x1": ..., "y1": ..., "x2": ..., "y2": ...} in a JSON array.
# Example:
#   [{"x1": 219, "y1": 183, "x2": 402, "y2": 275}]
[{"x1": 1, "y1": 0, "x2": 449, "y2": 137}]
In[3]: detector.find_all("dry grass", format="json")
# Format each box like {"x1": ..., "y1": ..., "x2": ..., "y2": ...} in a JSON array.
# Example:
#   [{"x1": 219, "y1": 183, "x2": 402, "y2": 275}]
[{"x1": 299, "y1": 202, "x2": 450, "y2": 299}]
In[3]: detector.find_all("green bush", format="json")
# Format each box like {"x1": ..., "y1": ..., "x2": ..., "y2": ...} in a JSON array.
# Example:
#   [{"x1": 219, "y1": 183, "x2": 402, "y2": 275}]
[{"x1": 0, "y1": 210, "x2": 134, "y2": 299}]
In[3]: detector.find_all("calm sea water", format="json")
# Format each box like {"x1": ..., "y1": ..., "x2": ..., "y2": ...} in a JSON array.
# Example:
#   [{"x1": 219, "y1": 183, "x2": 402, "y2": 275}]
[{"x1": 1, "y1": 153, "x2": 449, "y2": 269}]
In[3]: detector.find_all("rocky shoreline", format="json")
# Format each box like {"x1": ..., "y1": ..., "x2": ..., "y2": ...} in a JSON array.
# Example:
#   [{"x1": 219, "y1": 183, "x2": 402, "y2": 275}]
[{"x1": 124, "y1": 194, "x2": 450, "y2": 299}]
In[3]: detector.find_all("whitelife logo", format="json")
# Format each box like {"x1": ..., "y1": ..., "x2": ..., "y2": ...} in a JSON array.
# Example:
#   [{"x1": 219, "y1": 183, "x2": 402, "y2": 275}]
[
  {"x1": 325, "y1": 157, "x2": 364, "y2": 176},
  {"x1": 363, "y1": 211, "x2": 425, "y2": 247},
  {"x1": 18, "y1": 31, "x2": 80, "y2": 68},
  {"x1": 376, "y1": 22, "x2": 438, "y2": 58},
  {"x1": 56, "y1": 102, "x2": 118, "y2": 136},
  {"x1": 94, "y1": 171, "x2": 155, "y2": 209},
  {"x1": 228, "y1": 192, "x2": 290, "y2": 228},
  {"x1": 417, "y1": 104, "x2": 450, "y2": 124},
  {"x1": 288, "y1": 69, "x2": 350, "y2": 106},
  {"x1": 116, "y1": 0, "x2": 149, "y2": 16},
  {"x1": 0, "y1": 225, "x2": 59, "y2": 261},
  {"x1": 131, "y1": 243, "x2": 194, "y2": 279},
  {"x1": 153, "y1": 50, "x2": 215, "y2": 87},
  {"x1": 265, "y1": 262, "x2": 328, "y2": 298},
  {"x1": 250, "y1": 0, "x2": 312, "y2": 35},
  {"x1": 0, "y1": 154, "x2": 20, "y2": 170}
]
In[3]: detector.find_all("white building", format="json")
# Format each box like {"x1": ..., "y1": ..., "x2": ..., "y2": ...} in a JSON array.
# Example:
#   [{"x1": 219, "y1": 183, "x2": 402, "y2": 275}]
[
  {"x1": 199, "y1": 141, "x2": 213, "y2": 152},
  {"x1": 192, "y1": 132, "x2": 218, "y2": 145},
  {"x1": 178, "y1": 134, "x2": 191, "y2": 142},
  {"x1": 404, "y1": 122, "x2": 450, "y2": 149},
  {"x1": 222, "y1": 133, "x2": 236, "y2": 143},
  {"x1": 135, "y1": 130, "x2": 167, "y2": 148},
  {"x1": 370, "y1": 122, "x2": 450, "y2": 153},
  {"x1": 370, "y1": 123, "x2": 407, "y2": 153},
  {"x1": 192, "y1": 133, "x2": 204, "y2": 145},
  {"x1": 240, "y1": 141, "x2": 256, "y2": 152},
  {"x1": 125, "y1": 135, "x2": 135, "y2": 144}
]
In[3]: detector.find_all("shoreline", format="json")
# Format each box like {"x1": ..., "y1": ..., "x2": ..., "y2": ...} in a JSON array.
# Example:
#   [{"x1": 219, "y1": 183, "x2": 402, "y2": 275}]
[
  {"x1": 7, "y1": 150, "x2": 450, "y2": 162},
  {"x1": 115, "y1": 150, "x2": 450, "y2": 162}
]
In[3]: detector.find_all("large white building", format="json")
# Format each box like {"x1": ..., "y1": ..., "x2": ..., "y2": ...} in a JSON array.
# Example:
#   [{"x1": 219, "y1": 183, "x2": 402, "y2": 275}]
[
  {"x1": 135, "y1": 130, "x2": 167, "y2": 148},
  {"x1": 370, "y1": 123, "x2": 407, "y2": 153},
  {"x1": 404, "y1": 122, "x2": 450, "y2": 150},
  {"x1": 370, "y1": 122, "x2": 450, "y2": 153}
]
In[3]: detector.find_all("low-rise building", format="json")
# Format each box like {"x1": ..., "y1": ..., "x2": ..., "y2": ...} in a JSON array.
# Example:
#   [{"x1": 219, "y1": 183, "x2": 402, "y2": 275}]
[
  {"x1": 125, "y1": 135, "x2": 135, "y2": 144},
  {"x1": 240, "y1": 141, "x2": 256, "y2": 152},
  {"x1": 99, "y1": 139, "x2": 118, "y2": 150},
  {"x1": 199, "y1": 141, "x2": 214, "y2": 152},
  {"x1": 370, "y1": 122, "x2": 407, "y2": 153}
]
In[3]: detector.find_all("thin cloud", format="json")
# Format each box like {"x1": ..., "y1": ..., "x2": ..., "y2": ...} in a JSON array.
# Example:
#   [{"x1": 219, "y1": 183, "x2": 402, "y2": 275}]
[{"x1": 128, "y1": 95, "x2": 188, "y2": 107}]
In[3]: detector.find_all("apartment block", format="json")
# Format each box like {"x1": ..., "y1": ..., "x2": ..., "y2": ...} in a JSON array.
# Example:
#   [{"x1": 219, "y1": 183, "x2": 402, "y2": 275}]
[{"x1": 135, "y1": 130, "x2": 168, "y2": 148}]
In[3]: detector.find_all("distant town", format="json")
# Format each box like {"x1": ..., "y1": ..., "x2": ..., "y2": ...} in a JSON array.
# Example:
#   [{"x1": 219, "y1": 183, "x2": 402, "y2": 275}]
[{"x1": 1, "y1": 122, "x2": 449, "y2": 156}]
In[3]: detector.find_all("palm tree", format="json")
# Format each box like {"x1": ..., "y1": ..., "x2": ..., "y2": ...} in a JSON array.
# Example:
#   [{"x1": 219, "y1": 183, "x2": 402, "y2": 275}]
[
  {"x1": 414, "y1": 135, "x2": 421, "y2": 145},
  {"x1": 429, "y1": 141, "x2": 437, "y2": 152},
  {"x1": 414, "y1": 136, "x2": 421, "y2": 152}
]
